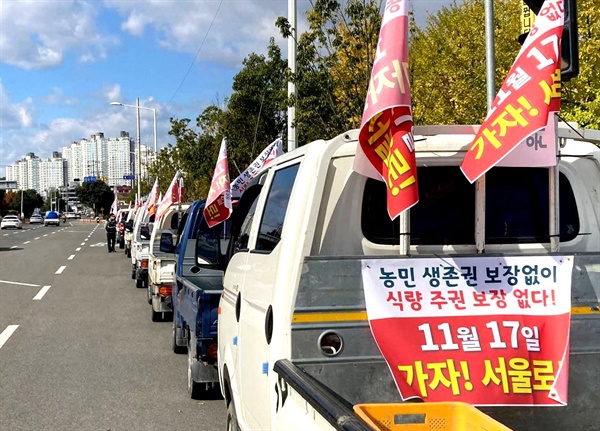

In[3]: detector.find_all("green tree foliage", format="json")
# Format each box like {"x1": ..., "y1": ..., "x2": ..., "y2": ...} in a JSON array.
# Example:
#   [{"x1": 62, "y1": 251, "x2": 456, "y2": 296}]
[
  {"x1": 9, "y1": 189, "x2": 44, "y2": 217},
  {"x1": 560, "y1": 0, "x2": 600, "y2": 128},
  {"x1": 409, "y1": 0, "x2": 521, "y2": 125},
  {"x1": 76, "y1": 181, "x2": 114, "y2": 216},
  {"x1": 220, "y1": 40, "x2": 288, "y2": 163},
  {"x1": 149, "y1": 40, "x2": 288, "y2": 200}
]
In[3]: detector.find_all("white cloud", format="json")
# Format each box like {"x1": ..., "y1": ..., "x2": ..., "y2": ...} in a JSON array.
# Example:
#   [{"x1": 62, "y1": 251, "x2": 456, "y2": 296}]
[
  {"x1": 43, "y1": 87, "x2": 78, "y2": 106},
  {"x1": 104, "y1": 84, "x2": 123, "y2": 104},
  {"x1": 0, "y1": 0, "x2": 116, "y2": 70},
  {"x1": 0, "y1": 81, "x2": 35, "y2": 129}
]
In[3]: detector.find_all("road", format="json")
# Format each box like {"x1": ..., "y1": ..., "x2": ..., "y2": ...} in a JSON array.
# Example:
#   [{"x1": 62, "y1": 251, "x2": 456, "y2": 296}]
[{"x1": 0, "y1": 221, "x2": 226, "y2": 431}]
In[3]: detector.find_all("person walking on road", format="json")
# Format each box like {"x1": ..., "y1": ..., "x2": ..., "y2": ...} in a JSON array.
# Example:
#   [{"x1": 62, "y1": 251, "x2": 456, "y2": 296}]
[{"x1": 105, "y1": 213, "x2": 117, "y2": 253}]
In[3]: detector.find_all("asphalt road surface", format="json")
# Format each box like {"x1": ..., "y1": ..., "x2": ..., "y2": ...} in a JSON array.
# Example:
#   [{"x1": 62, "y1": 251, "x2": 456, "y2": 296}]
[{"x1": 0, "y1": 221, "x2": 226, "y2": 431}]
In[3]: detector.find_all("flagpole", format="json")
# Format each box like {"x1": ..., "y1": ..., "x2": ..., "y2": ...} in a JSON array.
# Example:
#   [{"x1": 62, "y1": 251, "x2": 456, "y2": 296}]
[
  {"x1": 287, "y1": 0, "x2": 297, "y2": 151},
  {"x1": 549, "y1": 114, "x2": 559, "y2": 252},
  {"x1": 475, "y1": 0, "x2": 496, "y2": 255}
]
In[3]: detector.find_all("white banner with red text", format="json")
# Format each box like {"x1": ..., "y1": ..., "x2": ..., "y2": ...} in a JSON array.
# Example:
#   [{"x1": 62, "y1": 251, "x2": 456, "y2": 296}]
[{"x1": 362, "y1": 255, "x2": 573, "y2": 406}]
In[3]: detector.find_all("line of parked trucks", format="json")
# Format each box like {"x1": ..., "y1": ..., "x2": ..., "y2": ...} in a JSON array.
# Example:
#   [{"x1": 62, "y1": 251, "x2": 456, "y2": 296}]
[{"x1": 113, "y1": 124, "x2": 599, "y2": 431}]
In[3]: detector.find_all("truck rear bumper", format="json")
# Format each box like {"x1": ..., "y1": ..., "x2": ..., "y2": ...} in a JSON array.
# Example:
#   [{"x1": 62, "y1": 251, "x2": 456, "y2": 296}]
[{"x1": 151, "y1": 292, "x2": 173, "y2": 312}]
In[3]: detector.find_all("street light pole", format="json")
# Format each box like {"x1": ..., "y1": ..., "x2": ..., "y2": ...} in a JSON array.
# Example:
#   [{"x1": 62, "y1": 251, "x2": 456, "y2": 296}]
[
  {"x1": 20, "y1": 189, "x2": 24, "y2": 219},
  {"x1": 110, "y1": 101, "x2": 157, "y2": 153},
  {"x1": 136, "y1": 98, "x2": 142, "y2": 199}
]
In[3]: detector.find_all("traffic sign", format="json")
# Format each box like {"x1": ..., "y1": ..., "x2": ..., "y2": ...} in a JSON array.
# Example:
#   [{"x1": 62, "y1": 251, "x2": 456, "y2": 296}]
[
  {"x1": 84, "y1": 176, "x2": 97, "y2": 183},
  {"x1": 123, "y1": 175, "x2": 135, "y2": 180}
]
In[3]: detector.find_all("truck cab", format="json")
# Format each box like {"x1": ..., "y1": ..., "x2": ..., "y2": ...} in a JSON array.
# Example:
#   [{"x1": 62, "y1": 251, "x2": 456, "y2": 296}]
[
  {"x1": 170, "y1": 200, "x2": 232, "y2": 398},
  {"x1": 131, "y1": 207, "x2": 152, "y2": 289},
  {"x1": 147, "y1": 203, "x2": 189, "y2": 321},
  {"x1": 217, "y1": 126, "x2": 600, "y2": 431}
]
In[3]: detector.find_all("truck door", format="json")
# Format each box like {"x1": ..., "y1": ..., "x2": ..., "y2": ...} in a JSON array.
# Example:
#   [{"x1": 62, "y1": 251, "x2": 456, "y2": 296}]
[{"x1": 237, "y1": 163, "x2": 300, "y2": 430}]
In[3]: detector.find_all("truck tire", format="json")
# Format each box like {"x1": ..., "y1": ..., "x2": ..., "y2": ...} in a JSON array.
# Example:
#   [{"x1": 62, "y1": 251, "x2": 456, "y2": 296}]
[
  {"x1": 147, "y1": 284, "x2": 152, "y2": 304},
  {"x1": 136, "y1": 278, "x2": 146, "y2": 289},
  {"x1": 172, "y1": 318, "x2": 187, "y2": 354},
  {"x1": 187, "y1": 339, "x2": 204, "y2": 399},
  {"x1": 126, "y1": 248, "x2": 131, "y2": 258},
  {"x1": 119, "y1": 239, "x2": 124, "y2": 249},
  {"x1": 131, "y1": 266, "x2": 136, "y2": 279},
  {"x1": 226, "y1": 400, "x2": 240, "y2": 431}
]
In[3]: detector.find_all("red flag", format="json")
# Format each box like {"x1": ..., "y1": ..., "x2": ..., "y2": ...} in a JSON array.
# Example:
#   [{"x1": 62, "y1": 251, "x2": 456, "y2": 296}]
[
  {"x1": 204, "y1": 139, "x2": 232, "y2": 228},
  {"x1": 461, "y1": 0, "x2": 563, "y2": 183},
  {"x1": 155, "y1": 170, "x2": 182, "y2": 221},
  {"x1": 353, "y1": 0, "x2": 417, "y2": 220},
  {"x1": 146, "y1": 179, "x2": 159, "y2": 217}
]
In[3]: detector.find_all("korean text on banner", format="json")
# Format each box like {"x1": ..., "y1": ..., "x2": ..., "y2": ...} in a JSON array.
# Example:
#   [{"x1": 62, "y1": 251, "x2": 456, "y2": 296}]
[
  {"x1": 231, "y1": 138, "x2": 283, "y2": 199},
  {"x1": 499, "y1": 113, "x2": 557, "y2": 167},
  {"x1": 155, "y1": 170, "x2": 181, "y2": 221},
  {"x1": 146, "y1": 179, "x2": 160, "y2": 217},
  {"x1": 362, "y1": 255, "x2": 573, "y2": 406},
  {"x1": 461, "y1": 0, "x2": 563, "y2": 183},
  {"x1": 204, "y1": 138, "x2": 232, "y2": 228},
  {"x1": 353, "y1": 0, "x2": 418, "y2": 220}
]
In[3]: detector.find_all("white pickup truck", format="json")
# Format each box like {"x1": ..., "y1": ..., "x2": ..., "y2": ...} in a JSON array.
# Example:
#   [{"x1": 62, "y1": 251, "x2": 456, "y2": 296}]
[
  {"x1": 130, "y1": 206, "x2": 152, "y2": 290},
  {"x1": 216, "y1": 125, "x2": 600, "y2": 431},
  {"x1": 147, "y1": 203, "x2": 189, "y2": 322}
]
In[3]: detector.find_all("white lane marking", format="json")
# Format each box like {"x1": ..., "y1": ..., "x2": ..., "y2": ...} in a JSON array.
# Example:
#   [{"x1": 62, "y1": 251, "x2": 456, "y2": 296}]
[
  {"x1": 84, "y1": 238, "x2": 88, "y2": 242},
  {"x1": 23, "y1": 241, "x2": 30, "y2": 244},
  {"x1": 0, "y1": 325, "x2": 19, "y2": 350},
  {"x1": 10, "y1": 246, "x2": 18, "y2": 249},
  {"x1": 51, "y1": 232, "x2": 56, "y2": 235},
  {"x1": 2, "y1": 234, "x2": 8, "y2": 236},
  {"x1": 33, "y1": 285, "x2": 51, "y2": 300},
  {"x1": 34, "y1": 237, "x2": 40, "y2": 240},
  {"x1": 0, "y1": 280, "x2": 40, "y2": 287},
  {"x1": 76, "y1": 247, "x2": 81, "y2": 252},
  {"x1": 80, "y1": 242, "x2": 85, "y2": 246},
  {"x1": 68, "y1": 254, "x2": 75, "y2": 260},
  {"x1": 55, "y1": 266, "x2": 66, "y2": 275},
  {"x1": 43, "y1": 234, "x2": 48, "y2": 237}
]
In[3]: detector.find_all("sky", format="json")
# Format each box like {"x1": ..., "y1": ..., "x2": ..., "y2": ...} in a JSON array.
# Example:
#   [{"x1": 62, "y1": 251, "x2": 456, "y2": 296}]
[{"x1": 0, "y1": 0, "x2": 450, "y2": 177}]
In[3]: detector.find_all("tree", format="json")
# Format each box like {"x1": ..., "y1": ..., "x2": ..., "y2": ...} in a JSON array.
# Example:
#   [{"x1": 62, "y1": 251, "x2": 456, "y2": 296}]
[
  {"x1": 560, "y1": 0, "x2": 600, "y2": 128},
  {"x1": 76, "y1": 181, "x2": 114, "y2": 217},
  {"x1": 9, "y1": 189, "x2": 44, "y2": 218}
]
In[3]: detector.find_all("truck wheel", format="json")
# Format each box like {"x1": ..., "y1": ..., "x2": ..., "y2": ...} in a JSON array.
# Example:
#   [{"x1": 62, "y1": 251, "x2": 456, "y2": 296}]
[
  {"x1": 126, "y1": 248, "x2": 131, "y2": 258},
  {"x1": 226, "y1": 400, "x2": 240, "y2": 431},
  {"x1": 136, "y1": 278, "x2": 145, "y2": 289},
  {"x1": 119, "y1": 239, "x2": 124, "y2": 249},
  {"x1": 187, "y1": 339, "x2": 204, "y2": 399},
  {"x1": 147, "y1": 285, "x2": 152, "y2": 304},
  {"x1": 131, "y1": 267, "x2": 136, "y2": 279},
  {"x1": 172, "y1": 318, "x2": 187, "y2": 354}
]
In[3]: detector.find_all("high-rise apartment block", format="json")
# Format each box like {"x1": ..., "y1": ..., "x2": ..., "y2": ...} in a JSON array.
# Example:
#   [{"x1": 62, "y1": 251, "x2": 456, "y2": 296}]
[{"x1": 5, "y1": 131, "x2": 155, "y2": 196}]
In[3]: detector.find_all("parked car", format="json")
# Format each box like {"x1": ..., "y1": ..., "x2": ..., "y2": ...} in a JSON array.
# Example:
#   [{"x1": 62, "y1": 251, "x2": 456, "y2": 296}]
[
  {"x1": 44, "y1": 211, "x2": 61, "y2": 226},
  {"x1": 1, "y1": 215, "x2": 23, "y2": 230},
  {"x1": 30, "y1": 214, "x2": 44, "y2": 224}
]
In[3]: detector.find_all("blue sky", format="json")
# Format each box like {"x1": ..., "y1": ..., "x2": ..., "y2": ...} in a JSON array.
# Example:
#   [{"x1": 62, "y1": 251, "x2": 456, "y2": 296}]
[{"x1": 0, "y1": 0, "x2": 449, "y2": 177}]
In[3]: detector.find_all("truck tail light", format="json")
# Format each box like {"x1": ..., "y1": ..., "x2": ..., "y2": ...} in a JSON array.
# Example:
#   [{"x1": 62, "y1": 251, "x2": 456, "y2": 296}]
[
  {"x1": 141, "y1": 260, "x2": 148, "y2": 268},
  {"x1": 207, "y1": 343, "x2": 218, "y2": 359},
  {"x1": 158, "y1": 285, "x2": 173, "y2": 296}
]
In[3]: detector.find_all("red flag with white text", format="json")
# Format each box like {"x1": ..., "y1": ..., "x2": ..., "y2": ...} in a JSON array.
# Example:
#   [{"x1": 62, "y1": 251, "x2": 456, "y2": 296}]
[
  {"x1": 353, "y1": 0, "x2": 417, "y2": 220},
  {"x1": 155, "y1": 170, "x2": 182, "y2": 221},
  {"x1": 461, "y1": 0, "x2": 563, "y2": 182},
  {"x1": 204, "y1": 139, "x2": 232, "y2": 228}
]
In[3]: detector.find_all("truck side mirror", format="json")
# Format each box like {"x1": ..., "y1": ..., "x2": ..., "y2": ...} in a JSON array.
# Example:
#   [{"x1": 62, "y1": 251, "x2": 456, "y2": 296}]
[{"x1": 159, "y1": 232, "x2": 174, "y2": 253}]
